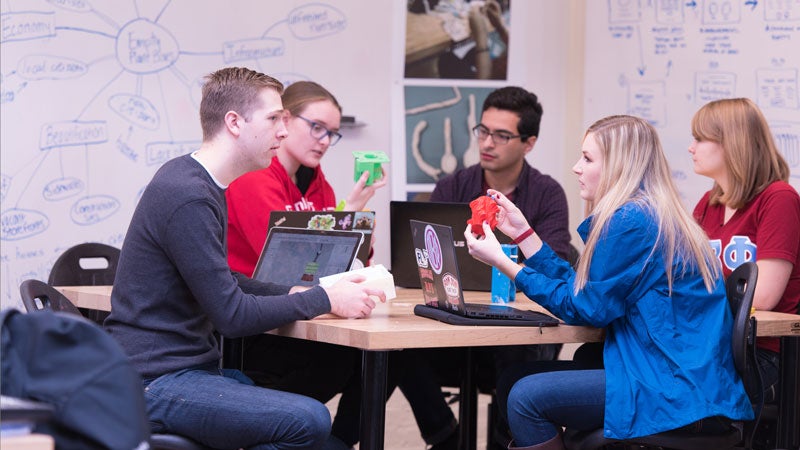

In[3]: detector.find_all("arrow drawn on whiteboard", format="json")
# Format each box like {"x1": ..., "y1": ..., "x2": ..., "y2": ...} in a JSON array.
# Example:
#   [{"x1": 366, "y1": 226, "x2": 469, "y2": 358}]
[
  {"x1": 666, "y1": 60, "x2": 672, "y2": 77},
  {"x1": 745, "y1": 0, "x2": 758, "y2": 11},
  {"x1": 685, "y1": 0, "x2": 697, "y2": 8},
  {"x1": 636, "y1": 26, "x2": 646, "y2": 76}
]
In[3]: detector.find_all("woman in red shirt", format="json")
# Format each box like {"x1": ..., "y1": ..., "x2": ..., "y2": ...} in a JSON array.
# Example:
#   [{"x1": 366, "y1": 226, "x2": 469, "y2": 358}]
[
  {"x1": 690, "y1": 97, "x2": 800, "y2": 404},
  {"x1": 226, "y1": 80, "x2": 386, "y2": 276}
]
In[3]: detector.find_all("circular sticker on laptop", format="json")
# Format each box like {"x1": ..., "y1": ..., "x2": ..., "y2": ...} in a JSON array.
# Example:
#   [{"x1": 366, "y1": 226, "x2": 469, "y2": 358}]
[
  {"x1": 442, "y1": 272, "x2": 460, "y2": 305},
  {"x1": 424, "y1": 224, "x2": 443, "y2": 275}
]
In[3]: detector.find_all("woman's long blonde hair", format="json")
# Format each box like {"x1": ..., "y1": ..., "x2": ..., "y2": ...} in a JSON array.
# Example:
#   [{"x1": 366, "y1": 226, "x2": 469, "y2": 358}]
[
  {"x1": 691, "y1": 98, "x2": 789, "y2": 209},
  {"x1": 574, "y1": 115, "x2": 720, "y2": 294}
]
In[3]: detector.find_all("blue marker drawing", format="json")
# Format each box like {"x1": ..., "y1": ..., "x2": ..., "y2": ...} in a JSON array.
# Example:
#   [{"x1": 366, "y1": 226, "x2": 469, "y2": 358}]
[
  {"x1": 627, "y1": 81, "x2": 667, "y2": 127},
  {"x1": 0, "y1": 11, "x2": 56, "y2": 42},
  {"x1": 1, "y1": 208, "x2": 50, "y2": 241},
  {"x1": 703, "y1": 0, "x2": 741, "y2": 24},
  {"x1": 764, "y1": 0, "x2": 800, "y2": 21},
  {"x1": 70, "y1": 195, "x2": 120, "y2": 225},
  {"x1": 771, "y1": 121, "x2": 800, "y2": 173},
  {"x1": 695, "y1": 71, "x2": 736, "y2": 103},
  {"x1": 757, "y1": 68, "x2": 799, "y2": 109},
  {"x1": 42, "y1": 177, "x2": 84, "y2": 202},
  {"x1": 608, "y1": 0, "x2": 642, "y2": 23}
]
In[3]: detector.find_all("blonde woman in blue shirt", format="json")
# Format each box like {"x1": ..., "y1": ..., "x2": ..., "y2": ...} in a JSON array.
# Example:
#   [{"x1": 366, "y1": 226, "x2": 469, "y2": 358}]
[{"x1": 464, "y1": 115, "x2": 753, "y2": 449}]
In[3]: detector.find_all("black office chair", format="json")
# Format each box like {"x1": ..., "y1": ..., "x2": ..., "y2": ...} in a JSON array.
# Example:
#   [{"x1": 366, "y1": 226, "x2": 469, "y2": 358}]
[
  {"x1": 18, "y1": 279, "x2": 209, "y2": 450},
  {"x1": 48, "y1": 242, "x2": 120, "y2": 286},
  {"x1": 20, "y1": 279, "x2": 82, "y2": 315},
  {"x1": 563, "y1": 261, "x2": 761, "y2": 450},
  {"x1": 48, "y1": 242, "x2": 120, "y2": 324}
]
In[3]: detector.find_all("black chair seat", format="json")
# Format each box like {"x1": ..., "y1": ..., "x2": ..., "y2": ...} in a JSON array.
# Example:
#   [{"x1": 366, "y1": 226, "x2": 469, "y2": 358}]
[
  {"x1": 563, "y1": 425, "x2": 742, "y2": 450},
  {"x1": 151, "y1": 433, "x2": 210, "y2": 450}
]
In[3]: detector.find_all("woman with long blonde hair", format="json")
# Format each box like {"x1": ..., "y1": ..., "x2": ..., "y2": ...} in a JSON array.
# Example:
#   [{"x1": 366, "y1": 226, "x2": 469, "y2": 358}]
[{"x1": 465, "y1": 115, "x2": 753, "y2": 449}]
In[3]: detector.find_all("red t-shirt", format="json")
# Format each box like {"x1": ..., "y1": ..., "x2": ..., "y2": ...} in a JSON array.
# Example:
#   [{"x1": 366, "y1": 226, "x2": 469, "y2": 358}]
[
  {"x1": 226, "y1": 157, "x2": 336, "y2": 276},
  {"x1": 694, "y1": 181, "x2": 800, "y2": 353}
]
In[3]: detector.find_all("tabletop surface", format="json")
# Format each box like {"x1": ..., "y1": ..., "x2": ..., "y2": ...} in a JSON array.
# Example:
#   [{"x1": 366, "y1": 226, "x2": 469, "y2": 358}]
[{"x1": 57, "y1": 285, "x2": 800, "y2": 351}]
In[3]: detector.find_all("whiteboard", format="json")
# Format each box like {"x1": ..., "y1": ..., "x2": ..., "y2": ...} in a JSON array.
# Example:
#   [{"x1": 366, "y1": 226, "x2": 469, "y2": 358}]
[
  {"x1": 584, "y1": 0, "x2": 800, "y2": 208},
  {"x1": 0, "y1": 0, "x2": 394, "y2": 309}
]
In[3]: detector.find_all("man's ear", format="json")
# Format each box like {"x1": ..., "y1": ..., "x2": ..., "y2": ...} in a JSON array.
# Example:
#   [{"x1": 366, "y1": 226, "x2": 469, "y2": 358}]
[
  {"x1": 224, "y1": 111, "x2": 241, "y2": 137},
  {"x1": 523, "y1": 135, "x2": 537, "y2": 154}
]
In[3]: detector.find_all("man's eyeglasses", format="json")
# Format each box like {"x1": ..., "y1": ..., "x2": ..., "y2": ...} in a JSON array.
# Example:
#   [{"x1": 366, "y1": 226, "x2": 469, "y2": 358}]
[
  {"x1": 472, "y1": 125, "x2": 522, "y2": 145},
  {"x1": 296, "y1": 115, "x2": 342, "y2": 146}
]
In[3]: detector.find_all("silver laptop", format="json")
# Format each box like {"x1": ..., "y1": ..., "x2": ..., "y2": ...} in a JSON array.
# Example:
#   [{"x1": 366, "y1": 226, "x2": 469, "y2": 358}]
[
  {"x1": 268, "y1": 210, "x2": 375, "y2": 269},
  {"x1": 251, "y1": 227, "x2": 364, "y2": 287}
]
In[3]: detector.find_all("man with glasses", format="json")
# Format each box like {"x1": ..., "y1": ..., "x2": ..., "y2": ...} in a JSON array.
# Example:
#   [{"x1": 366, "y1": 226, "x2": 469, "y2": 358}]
[
  {"x1": 431, "y1": 86, "x2": 572, "y2": 260},
  {"x1": 402, "y1": 86, "x2": 572, "y2": 449}
]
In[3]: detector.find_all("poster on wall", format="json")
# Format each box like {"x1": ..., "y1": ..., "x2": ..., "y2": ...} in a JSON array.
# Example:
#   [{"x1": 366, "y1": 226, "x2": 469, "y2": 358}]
[
  {"x1": 404, "y1": 85, "x2": 494, "y2": 184},
  {"x1": 404, "y1": 0, "x2": 510, "y2": 80}
]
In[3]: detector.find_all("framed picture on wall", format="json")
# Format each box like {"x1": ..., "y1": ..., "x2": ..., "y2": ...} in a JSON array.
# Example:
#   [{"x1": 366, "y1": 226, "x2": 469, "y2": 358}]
[
  {"x1": 404, "y1": 0, "x2": 511, "y2": 80},
  {"x1": 404, "y1": 85, "x2": 495, "y2": 184}
]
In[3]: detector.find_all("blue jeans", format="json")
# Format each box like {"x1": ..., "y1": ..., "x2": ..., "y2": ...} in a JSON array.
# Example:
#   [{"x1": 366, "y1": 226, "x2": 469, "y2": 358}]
[
  {"x1": 507, "y1": 369, "x2": 605, "y2": 446},
  {"x1": 144, "y1": 363, "x2": 347, "y2": 450}
]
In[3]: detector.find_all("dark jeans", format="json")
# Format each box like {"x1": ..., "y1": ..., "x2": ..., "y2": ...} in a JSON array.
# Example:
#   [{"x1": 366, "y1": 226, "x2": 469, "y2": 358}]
[
  {"x1": 243, "y1": 335, "x2": 454, "y2": 447},
  {"x1": 243, "y1": 335, "x2": 360, "y2": 446},
  {"x1": 395, "y1": 343, "x2": 562, "y2": 445},
  {"x1": 143, "y1": 363, "x2": 338, "y2": 449}
]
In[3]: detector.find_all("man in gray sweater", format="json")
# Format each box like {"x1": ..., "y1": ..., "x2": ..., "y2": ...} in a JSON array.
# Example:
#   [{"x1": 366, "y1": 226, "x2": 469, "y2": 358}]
[{"x1": 105, "y1": 67, "x2": 384, "y2": 450}]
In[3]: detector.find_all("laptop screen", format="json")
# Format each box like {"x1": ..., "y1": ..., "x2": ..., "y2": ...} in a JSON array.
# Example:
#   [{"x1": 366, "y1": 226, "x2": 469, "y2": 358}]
[
  {"x1": 251, "y1": 227, "x2": 364, "y2": 287},
  {"x1": 410, "y1": 220, "x2": 467, "y2": 314},
  {"x1": 268, "y1": 210, "x2": 375, "y2": 269}
]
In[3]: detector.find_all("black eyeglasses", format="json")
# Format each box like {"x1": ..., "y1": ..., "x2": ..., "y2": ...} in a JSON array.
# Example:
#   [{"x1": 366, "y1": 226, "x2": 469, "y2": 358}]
[
  {"x1": 296, "y1": 115, "x2": 342, "y2": 146},
  {"x1": 472, "y1": 125, "x2": 522, "y2": 145}
]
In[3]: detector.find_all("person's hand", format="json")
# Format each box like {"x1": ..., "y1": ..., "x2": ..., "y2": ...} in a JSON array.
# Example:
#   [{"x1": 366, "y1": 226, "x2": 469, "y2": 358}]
[
  {"x1": 323, "y1": 274, "x2": 387, "y2": 319},
  {"x1": 486, "y1": 189, "x2": 530, "y2": 238},
  {"x1": 345, "y1": 168, "x2": 388, "y2": 211},
  {"x1": 483, "y1": 0, "x2": 504, "y2": 31},
  {"x1": 468, "y1": 4, "x2": 489, "y2": 42},
  {"x1": 464, "y1": 222, "x2": 505, "y2": 267}
]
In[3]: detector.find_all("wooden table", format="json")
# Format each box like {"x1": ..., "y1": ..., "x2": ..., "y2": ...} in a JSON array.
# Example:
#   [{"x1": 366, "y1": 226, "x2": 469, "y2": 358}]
[
  {"x1": 58, "y1": 286, "x2": 800, "y2": 450},
  {"x1": 0, "y1": 434, "x2": 54, "y2": 450},
  {"x1": 406, "y1": 13, "x2": 452, "y2": 65}
]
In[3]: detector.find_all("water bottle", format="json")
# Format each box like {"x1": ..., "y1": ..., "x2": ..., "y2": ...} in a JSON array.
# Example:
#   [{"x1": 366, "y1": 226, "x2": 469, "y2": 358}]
[{"x1": 491, "y1": 244, "x2": 518, "y2": 303}]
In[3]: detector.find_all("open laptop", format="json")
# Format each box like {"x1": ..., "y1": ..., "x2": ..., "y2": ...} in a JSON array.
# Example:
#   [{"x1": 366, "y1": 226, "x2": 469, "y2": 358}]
[
  {"x1": 251, "y1": 227, "x2": 364, "y2": 287},
  {"x1": 390, "y1": 201, "x2": 510, "y2": 291},
  {"x1": 409, "y1": 220, "x2": 559, "y2": 327},
  {"x1": 268, "y1": 210, "x2": 375, "y2": 269}
]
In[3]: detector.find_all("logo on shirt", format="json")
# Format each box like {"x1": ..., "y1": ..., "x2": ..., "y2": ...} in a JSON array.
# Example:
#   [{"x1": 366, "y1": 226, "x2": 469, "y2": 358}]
[
  {"x1": 710, "y1": 236, "x2": 757, "y2": 271},
  {"x1": 288, "y1": 197, "x2": 316, "y2": 211}
]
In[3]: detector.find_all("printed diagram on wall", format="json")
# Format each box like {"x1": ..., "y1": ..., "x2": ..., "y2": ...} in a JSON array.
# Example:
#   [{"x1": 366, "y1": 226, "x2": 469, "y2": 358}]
[
  {"x1": 0, "y1": 0, "x2": 350, "y2": 307},
  {"x1": 585, "y1": 0, "x2": 800, "y2": 205},
  {"x1": 404, "y1": 85, "x2": 492, "y2": 184}
]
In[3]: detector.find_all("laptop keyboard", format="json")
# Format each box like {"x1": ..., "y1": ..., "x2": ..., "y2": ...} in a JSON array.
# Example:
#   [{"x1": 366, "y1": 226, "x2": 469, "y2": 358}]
[{"x1": 464, "y1": 303, "x2": 556, "y2": 322}]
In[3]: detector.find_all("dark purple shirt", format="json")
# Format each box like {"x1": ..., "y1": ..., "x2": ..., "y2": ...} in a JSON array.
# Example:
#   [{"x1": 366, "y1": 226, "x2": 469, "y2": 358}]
[{"x1": 431, "y1": 161, "x2": 573, "y2": 260}]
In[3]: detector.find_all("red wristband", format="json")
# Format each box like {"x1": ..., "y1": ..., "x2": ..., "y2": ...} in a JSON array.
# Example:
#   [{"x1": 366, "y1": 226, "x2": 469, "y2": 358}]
[{"x1": 510, "y1": 228, "x2": 534, "y2": 245}]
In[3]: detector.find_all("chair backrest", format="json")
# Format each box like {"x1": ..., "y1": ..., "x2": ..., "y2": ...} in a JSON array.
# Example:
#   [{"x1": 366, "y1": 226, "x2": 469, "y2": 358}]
[
  {"x1": 20, "y1": 279, "x2": 82, "y2": 316},
  {"x1": 48, "y1": 243, "x2": 120, "y2": 286},
  {"x1": 726, "y1": 262, "x2": 758, "y2": 381}
]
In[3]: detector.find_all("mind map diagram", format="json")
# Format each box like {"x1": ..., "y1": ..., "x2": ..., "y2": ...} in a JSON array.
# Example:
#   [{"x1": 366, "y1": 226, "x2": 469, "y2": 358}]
[{"x1": 0, "y1": 0, "x2": 350, "y2": 307}]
